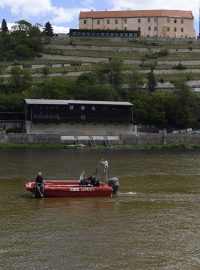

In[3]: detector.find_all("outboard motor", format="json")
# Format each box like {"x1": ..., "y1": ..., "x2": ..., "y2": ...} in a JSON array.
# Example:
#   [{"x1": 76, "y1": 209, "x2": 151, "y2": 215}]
[{"x1": 108, "y1": 177, "x2": 119, "y2": 194}]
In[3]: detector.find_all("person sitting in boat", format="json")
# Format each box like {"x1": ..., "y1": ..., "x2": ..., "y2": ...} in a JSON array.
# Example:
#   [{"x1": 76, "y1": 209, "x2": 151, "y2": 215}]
[
  {"x1": 88, "y1": 175, "x2": 100, "y2": 187},
  {"x1": 80, "y1": 177, "x2": 89, "y2": 185},
  {"x1": 34, "y1": 172, "x2": 44, "y2": 197}
]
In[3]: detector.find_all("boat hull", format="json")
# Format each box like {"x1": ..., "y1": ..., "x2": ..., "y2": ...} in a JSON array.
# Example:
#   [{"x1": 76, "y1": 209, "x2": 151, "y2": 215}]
[{"x1": 25, "y1": 180, "x2": 113, "y2": 197}]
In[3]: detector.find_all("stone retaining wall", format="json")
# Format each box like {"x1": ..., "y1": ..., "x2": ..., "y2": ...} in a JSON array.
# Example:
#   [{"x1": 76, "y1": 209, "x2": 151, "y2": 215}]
[
  {"x1": 1, "y1": 133, "x2": 200, "y2": 146},
  {"x1": 121, "y1": 133, "x2": 200, "y2": 145}
]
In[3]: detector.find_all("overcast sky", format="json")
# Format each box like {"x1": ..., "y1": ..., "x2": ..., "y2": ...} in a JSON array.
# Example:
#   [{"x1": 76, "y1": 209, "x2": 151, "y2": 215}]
[{"x1": 0, "y1": 0, "x2": 199, "y2": 35}]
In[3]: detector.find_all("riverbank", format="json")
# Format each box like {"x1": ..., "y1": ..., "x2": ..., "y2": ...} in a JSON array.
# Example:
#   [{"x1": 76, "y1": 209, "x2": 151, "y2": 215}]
[
  {"x1": 1, "y1": 142, "x2": 200, "y2": 150},
  {"x1": 1, "y1": 132, "x2": 200, "y2": 149}
]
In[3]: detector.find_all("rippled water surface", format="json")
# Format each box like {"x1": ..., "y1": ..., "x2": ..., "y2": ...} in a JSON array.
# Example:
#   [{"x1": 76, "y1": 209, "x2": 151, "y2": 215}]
[{"x1": 1, "y1": 149, "x2": 200, "y2": 270}]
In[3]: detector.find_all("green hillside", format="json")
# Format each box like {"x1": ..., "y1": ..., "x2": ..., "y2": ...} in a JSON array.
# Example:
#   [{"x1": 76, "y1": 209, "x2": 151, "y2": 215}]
[{"x1": 1, "y1": 22, "x2": 200, "y2": 129}]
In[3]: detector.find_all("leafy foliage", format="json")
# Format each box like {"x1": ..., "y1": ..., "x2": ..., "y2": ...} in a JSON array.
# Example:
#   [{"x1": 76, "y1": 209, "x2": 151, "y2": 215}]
[
  {"x1": 10, "y1": 66, "x2": 32, "y2": 92},
  {"x1": 1, "y1": 19, "x2": 9, "y2": 34},
  {"x1": 0, "y1": 20, "x2": 43, "y2": 61},
  {"x1": 43, "y1": 21, "x2": 54, "y2": 37},
  {"x1": 147, "y1": 69, "x2": 157, "y2": 93},
  {"x1": 93, "y1": 57, "x2": 124, "y2": 89}
]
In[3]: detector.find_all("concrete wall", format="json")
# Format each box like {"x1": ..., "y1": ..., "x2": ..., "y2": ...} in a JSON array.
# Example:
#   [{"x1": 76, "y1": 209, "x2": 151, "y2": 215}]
[
  {"x1": 26, "y1": 121, "x2": 134, "y2": 135},
  {"x1": 2, "y1": 132, "x2": 200, "y2": 145},
  {"x1": 121, "y1": 133, "x2": 200, "y2": 145}
]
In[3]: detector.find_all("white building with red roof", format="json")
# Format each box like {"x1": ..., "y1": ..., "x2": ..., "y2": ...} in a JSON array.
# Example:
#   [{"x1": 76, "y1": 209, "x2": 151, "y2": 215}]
[{"x1": 79, "y1": 9, "x2": 195, "y2": 38}]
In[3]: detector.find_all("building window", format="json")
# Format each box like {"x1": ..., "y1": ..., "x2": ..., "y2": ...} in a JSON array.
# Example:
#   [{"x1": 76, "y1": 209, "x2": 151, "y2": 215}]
[
  {"x1": 181, "y1": 28, "x2": 184, "y2": 32},
  {"x1": 124, "y1": 27, "x2": 127, "y2": 30},
  {"x1": 81, "y1": 106, "x2": 85, "y2": 111},
  {"x1": 107, "y1": 19, "x2": 110, "y2": 24},
  {"x1": 124, "y1": 18, "x2": 127, "y2": 24},
  {"x1": 81, "y1": 115, "x2": 86, "y2": 120},
  {"x1": 167, "y1": 27, "x2": 170, "y2": 31},
  {"x1": 167, "y1": 18, "x2": 170, "y2": 23},
  {"x1": 148, "y1": 18, "x2": 150, "y2": 22},
  {"x1": 138, "y1": 27, "x2": 140, "y2": 31},
  {"x1": 97, "y1": 20, "x2": 100, "y2": 25},
  {"x1": 138, "y1": 18, "x2": 141, "y2": 23},
  {"x1": 174, "y1": 19, "x2": 177, "y2": 23},
  {"x1": 174, "y1": 27, "x2": 177, "y2": 32},
  {"x1": 84, "y1": 20, "x2": 87, "y2": 24},
  {"x1": 148, "y1": 26, "x2": 151, "y2": 31},
  {"x1": 69, "y1": 105, "x2": 74, "y2": 110},
  {"x1": 154, "y1": 27, "x2": 157, "y2": 31},
  {"x1": 154, "y1": 18, "x2": 157, "y2": 23},
  {"x1": 181, "y1": 19, "x2": 184, "y2": 24},
  {"x1": 115, "y1": 19, "x2": 118, "y2": 24},
  {"x1": 92, "y1": 106, "x2": 96, "y2": 111}
]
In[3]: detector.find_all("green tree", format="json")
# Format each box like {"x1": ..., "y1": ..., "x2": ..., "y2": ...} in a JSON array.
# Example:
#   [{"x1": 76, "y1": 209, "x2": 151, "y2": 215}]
[
  {"x1": 33, "y1": 77, "x2": 75, "y2": 99},
  {"x1": 93, "y1": 57, "x2": 124, "y2": 89},
  {"x1": 1, "y1": 19, "x2": 8, "y2": 34},
  {"x1": 130, "y1": 91, "x2": 151, "y2": 125},
  {"x1": 12, "y1": 20, "x2": 32, "y2": 32},
  {"x1": 107, "y1": 57, "x2": 124, "y2": 89},
  {"x1": 10, "y1": 66, "x2": 32, "y2": 92},
  {"x1": 86, "y1": 84, "x2": 119, "y2": 101},
  {"x1": 43, "y1": 21, "x2": 54, "y2": 37},
  {"x1": 0, "y1": 20, "x2": 43, "y2": 61},
  {"x1": 127, "y1": 68, "x2": 145, "y2": 94},
  {"x1": 147, "y1": 69, "x2": 157, "y2": 93},
  {"x1": 42, "y1": 66, "x2": 50, "y2": 76},
  {"x1": 75, "y1": 72, "x2": 96, "y2": 88},
  {"x1": 171, "y1": 81, "x2": 199, "y2": 128},
  {"x1": 0, "y1": 92, "x2": 24, "y2": 110}
]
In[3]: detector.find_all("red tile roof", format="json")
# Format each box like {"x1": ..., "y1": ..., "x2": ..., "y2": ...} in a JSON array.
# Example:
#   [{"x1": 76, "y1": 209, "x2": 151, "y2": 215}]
[{"x1": 79, "y1": 10, "x2": 193, "y2": 19}]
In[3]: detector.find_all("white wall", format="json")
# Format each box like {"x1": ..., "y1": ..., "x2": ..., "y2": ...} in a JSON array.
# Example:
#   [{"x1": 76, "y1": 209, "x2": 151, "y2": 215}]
[{"x1": 26, "y1": 121, "x2": 134, "y2": 135}]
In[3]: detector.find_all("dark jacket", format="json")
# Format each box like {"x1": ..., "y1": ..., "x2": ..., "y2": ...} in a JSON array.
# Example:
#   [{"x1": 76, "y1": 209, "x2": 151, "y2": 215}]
[{"x1": 35, "y1": 175, "x2": 44, "y2": 185}]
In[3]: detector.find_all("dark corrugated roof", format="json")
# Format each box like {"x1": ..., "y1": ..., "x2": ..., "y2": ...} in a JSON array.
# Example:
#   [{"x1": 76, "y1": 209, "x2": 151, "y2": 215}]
[
  {"x1": 25, "y1": 99, "x2": 132, "y2": 106},
  {"x1": 79, "y1": 10, "x2": 193, "y2": 19}
]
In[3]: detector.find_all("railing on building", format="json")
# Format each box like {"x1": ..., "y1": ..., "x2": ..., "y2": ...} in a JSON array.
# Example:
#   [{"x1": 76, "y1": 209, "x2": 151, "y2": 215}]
[{"x1": 69, "y1": 28, "x2": 140, "y2": 38}]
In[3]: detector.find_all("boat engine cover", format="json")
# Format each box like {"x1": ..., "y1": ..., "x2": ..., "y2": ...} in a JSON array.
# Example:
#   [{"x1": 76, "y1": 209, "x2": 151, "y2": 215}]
[{"x1": 108, "y1": 177, "x2": 119, "y2": 194}]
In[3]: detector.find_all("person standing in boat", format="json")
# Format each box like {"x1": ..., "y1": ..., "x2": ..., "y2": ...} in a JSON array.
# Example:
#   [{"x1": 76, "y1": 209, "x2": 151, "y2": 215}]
[{"x1": 35, "y1": 172, "x2": 44, "y2": 197}]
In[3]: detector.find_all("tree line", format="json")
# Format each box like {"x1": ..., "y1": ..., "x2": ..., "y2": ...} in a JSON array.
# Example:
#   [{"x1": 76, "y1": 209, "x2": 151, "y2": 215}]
[{"x1": 0, "y1": 57, "x2": 199, "y2": 129}]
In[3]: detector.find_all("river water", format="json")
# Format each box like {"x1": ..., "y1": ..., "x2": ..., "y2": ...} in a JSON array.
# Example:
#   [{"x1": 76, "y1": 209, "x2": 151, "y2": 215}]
[{"x1": 1, "y1": 149, "x2": 200, "y2": 270}]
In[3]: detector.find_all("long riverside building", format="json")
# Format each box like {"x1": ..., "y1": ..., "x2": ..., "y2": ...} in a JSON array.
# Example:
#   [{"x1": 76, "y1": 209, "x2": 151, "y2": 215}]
[
  {"x1": 25, "y1": 99, "x2": 133, "y2": 135},
  {"x1": 79, "y1": 10, "x2": 196, "y2": 38}
]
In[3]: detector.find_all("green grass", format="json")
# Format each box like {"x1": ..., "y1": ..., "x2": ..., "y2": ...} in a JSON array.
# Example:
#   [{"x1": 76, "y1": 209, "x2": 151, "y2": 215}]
[
  {"x1": 0, "y1": 141, "x2": 200, "y2": 150},
  {"x1": 0, "y1": 142, "x2": 77, "y2": 149},
  {"x1": 113, "y1": 144, "x2": 200, "y2": 150}
]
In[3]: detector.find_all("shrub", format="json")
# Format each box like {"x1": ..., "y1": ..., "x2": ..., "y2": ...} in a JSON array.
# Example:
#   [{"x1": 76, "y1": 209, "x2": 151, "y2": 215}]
[
  {"x1": 172, "y1": 63, "x2": 186, "y2": 70},
  {"x1": 42, "y1": 66, "x2": 50, "y2": 75},
  {"x1": 158, "y1": 48, "x2": 169, "y2": 57},
  {"x1": 159, "y1": 78, "x2": 165, "y2": 83}
]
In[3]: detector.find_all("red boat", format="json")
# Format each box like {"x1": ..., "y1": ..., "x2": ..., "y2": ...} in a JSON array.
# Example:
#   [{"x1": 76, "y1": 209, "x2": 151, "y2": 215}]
[
  {"x1": 25, "y1": 160, "x2": 119, "y2": 198},
  {"x1": 25, "y1": 179, "x2": 117, "y2": 198}
]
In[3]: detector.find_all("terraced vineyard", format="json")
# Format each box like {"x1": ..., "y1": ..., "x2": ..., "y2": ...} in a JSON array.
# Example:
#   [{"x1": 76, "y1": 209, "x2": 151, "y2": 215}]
[{"x1": 2, "y1": 36, "x2": 200, "y2": 88}]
